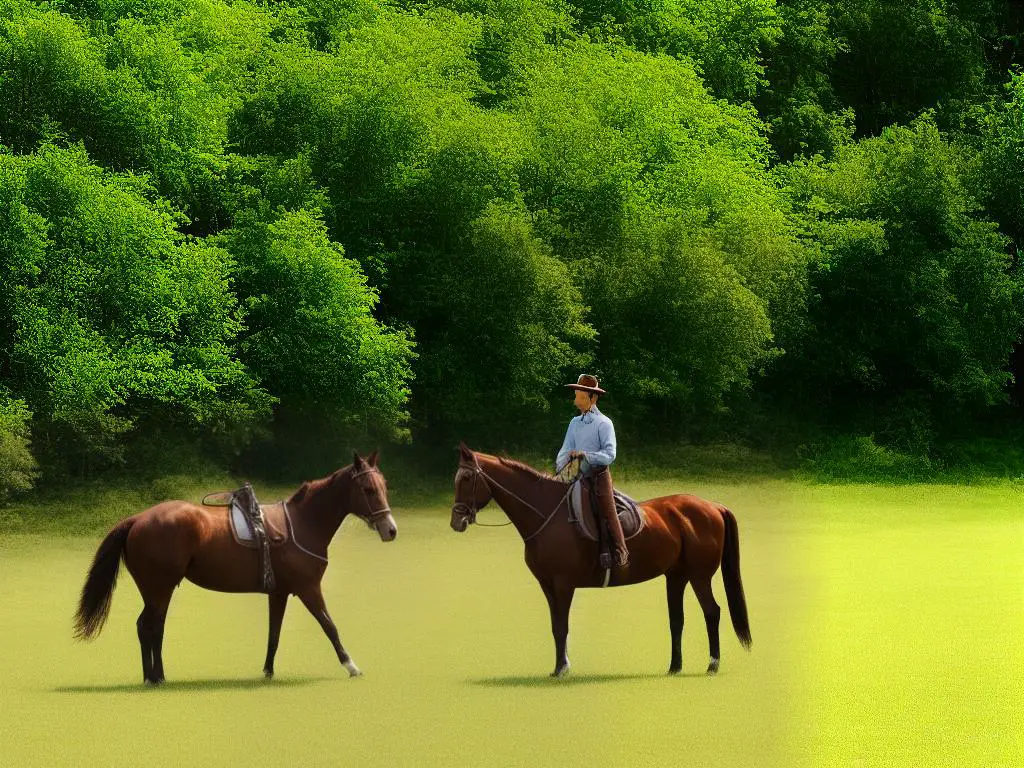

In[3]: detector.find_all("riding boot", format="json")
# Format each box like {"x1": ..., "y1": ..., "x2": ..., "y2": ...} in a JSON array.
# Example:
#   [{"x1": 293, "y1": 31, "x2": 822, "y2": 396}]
[{"x1": 591, "y1": 466, "x2": 628, "y2": 567}]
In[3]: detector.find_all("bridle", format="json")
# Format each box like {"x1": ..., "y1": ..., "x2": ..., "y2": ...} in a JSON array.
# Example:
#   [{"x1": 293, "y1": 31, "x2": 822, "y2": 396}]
[
  {"x1": 451, "y1": 464, "x2": 489, "y2": 527},
  {"x1": 453, "y1": 462, "x2": 572, "y2": 542},
  {"x1": 350, "y1": 466, "x2": 393, "y2": 528},
  {"x1": 282, "y1": 466, "x2": 393, "y2": 564}
]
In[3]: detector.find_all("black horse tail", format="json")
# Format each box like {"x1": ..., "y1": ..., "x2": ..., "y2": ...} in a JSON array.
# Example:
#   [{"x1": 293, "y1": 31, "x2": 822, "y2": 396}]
[
  {"x1": 74, "y1": 516, "x2": 137, "y2": 640},
  {"x1": 720, "y1": 507, "x2": 752, "y2": 649}
]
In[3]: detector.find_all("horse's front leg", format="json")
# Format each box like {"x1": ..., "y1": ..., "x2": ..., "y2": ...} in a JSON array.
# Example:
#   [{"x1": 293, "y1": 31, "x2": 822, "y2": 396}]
[
  {"x1": 542, "y1": 582, "x2": 575, "y2": 677},
  {"x1": 263, "y1": 591, "x2": 289, "y2": 678},
  {"x1": 297, "y1": 584, "x2": 362, "y2": 677},
  {"x1": 665, "y1": 571, "x2": 688, "y2": 674}
]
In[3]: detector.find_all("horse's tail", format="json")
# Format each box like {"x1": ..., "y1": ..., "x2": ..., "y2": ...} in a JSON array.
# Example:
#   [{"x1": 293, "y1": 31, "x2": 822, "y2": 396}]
[
  {"x1": 720, "y1": 507, "x2": 752, "y2": 649},
  {"x1": 74, "y1": 516, "x2": 137, "y2": 640}
]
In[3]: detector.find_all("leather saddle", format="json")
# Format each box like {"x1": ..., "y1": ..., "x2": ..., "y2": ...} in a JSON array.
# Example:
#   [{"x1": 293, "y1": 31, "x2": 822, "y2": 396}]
[
  {"x1": 202, "y1": 489, "x2": 289, "y2": 548},
  {"x1": 567, "y1": 480, "x2": 645, "y2": 542}
]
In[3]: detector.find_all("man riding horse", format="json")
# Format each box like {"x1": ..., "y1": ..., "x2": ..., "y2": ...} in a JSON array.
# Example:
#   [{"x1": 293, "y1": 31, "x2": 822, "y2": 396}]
[{"x1": 555, "y1": 374, "x2": 628, "y2": 569}]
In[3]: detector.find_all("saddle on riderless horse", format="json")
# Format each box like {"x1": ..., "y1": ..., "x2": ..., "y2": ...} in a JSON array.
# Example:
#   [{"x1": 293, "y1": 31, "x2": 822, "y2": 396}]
[{"x1": 203, "y1": 483, "x2": 287, "y2": 592}]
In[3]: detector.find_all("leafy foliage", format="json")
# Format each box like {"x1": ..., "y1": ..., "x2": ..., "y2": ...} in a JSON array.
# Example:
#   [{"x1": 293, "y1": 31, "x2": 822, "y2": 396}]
[
  {"x1": 220, "y1": 207, "x2": 415, "y2": 437},
  {"x1": 0, "y1": 143, "x2": 273, "y2": 461},
  {"x1": 0, "y1": 0, "x2": 1023, "y2": 479},
  {"x1": 0, "y1": 395, "x2": 37, "y2": 498},
  {"x1": 780, "y1": 117, "x2": 1023, "y2": 448}
]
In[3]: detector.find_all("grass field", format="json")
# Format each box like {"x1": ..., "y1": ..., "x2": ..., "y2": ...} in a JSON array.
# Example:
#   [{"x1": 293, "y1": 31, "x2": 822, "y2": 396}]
[{"x1": 0, "y1": 477, "x2": 1021, "y2": 767}]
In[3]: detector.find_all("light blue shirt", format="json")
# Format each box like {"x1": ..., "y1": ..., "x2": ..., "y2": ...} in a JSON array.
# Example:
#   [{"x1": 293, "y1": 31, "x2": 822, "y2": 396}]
[{"x1": 555, "y1": 405, "x2": 617, "y2": 474}]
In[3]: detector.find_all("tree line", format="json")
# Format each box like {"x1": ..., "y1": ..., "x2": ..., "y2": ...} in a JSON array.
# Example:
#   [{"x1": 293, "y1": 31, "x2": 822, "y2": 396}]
[{"x1": 1, "y1": 0, "x2": 1023, "y2": 491}]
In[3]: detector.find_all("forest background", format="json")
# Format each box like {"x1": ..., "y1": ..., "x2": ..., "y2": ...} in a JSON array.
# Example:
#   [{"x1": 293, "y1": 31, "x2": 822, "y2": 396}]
[{"x1": 3, "y1": 0, "x2": 1024, "y2": 500}]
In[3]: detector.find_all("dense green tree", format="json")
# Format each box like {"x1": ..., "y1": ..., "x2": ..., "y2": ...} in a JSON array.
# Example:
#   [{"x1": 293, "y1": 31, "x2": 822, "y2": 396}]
[
  {"x1": 1, "y1": 0, "x2": 1022, "y2": 472},
  {"x1": 759, "y1": 0, "x2": 1003, "y2": 159},
  {"x1": 756, "y1": 0, "x2": 854, "y2": 159},
  {"x1": 512, "y1": 43, "x2": 806, "y2": 425},
  {"x1": 0, "y1": 395, "x2": 36, "y2": 497},
  {"x1": 218, "y1": 206, "x2": 416, "y2": 437},
  {"x1": 965, "y1": 72, "x2": 1024, "y2": 246},
  {"x1": 780, "y1": 117, "x2": 1022, "y2": 448},
  {"x1": 565, "y1": 0, "x2": 782, "y2": 101},
  {"x1": 0, "y1": 143, "x2": 273, "y2": 460}
]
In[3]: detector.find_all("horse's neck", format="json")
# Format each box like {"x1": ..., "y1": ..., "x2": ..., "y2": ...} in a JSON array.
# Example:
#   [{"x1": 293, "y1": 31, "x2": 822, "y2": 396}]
[
  {"x1": 484, "y1": 462, "x2": 561, "y2": 540},
  {"x1": 290, "y1": 472, "x2": 350, "y2": 546}
]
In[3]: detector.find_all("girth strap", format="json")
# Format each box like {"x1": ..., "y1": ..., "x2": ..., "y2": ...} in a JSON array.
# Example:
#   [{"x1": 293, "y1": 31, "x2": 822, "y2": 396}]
[{"x1": 239, "y1": 482, "x2": 275, "y2": 592}]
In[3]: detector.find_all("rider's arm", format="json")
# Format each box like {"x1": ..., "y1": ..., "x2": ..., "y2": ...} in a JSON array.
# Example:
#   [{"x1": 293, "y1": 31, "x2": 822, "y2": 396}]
[
  {"x1": 555, "y1": 422, "x2": 576, "y2": 472},
  {"x1": 585, "y1": 418, "x2": 617, "y2": 467}
]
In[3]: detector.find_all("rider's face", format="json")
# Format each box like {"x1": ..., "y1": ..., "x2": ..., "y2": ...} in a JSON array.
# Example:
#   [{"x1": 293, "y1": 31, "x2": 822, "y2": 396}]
[{"x1": 574, "y1": 389, "x2": 595, "y2": 413}]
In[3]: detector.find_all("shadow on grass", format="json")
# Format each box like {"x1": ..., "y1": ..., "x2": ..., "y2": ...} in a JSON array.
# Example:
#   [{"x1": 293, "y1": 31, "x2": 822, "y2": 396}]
[
  {"x1": 53, "y1": 676, "x2": 332, "y2": 694},
  {"x1": 469, "y1": 671, "x2": 711, "y2": 687}
]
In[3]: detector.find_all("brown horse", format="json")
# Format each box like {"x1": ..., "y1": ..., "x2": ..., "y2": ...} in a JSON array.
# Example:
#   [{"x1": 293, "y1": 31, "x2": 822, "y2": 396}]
[
  {"x1": 450, "y1": 444, "x2": 751, "y2": 677},
  {"x1": 74, "y1": 451, "x2": 396, "y2": 684}
]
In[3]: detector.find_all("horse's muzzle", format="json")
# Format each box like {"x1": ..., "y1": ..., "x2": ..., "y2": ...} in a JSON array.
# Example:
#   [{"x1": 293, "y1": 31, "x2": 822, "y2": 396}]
[
  {"x1": 450, "y1": 507, "x2": 473, "y2": 532},
  {"x1": 373, "y1": 513, "x2": 398, "y2": 542}
]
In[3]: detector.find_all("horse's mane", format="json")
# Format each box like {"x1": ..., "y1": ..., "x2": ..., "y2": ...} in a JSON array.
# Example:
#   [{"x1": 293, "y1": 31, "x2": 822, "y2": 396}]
[
  {"x1": 289, "y1": 466, "x2": 350, "y2": 504},
  {"x1": 496, "y1": 456, "x2": 556, "y2": 482}
]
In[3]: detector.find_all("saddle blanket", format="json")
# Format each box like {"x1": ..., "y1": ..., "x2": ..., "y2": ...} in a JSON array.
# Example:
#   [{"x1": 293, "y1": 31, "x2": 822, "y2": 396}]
[{"x1": 230, "y1": 500, "x2": 288, "y2": 547}]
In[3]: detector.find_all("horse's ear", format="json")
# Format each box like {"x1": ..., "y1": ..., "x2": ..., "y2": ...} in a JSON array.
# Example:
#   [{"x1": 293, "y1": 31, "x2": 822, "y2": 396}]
[
  {"x1": 292, "y1": 482, "x2": 309, "y2": 504},
  {"x1": 458, "y1": 442, "x2": 477, "y2": 465},
  {"x1": 368, "y1": 449, "x2": 379, "y2": 467},
  {"x1": 353, "y1": 451, "x2": 365, "y2": 470}
]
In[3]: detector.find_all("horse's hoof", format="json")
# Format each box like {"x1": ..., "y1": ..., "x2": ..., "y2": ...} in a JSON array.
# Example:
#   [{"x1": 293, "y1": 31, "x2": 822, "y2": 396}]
[
  {"x1": 667, "y1": 666, "x2": 682, "y2": 676},
  {"x1": 344, "y1": 660, "x2": 363, "y2": 678},
  {"x1": 263, "y1": 669, "x2": 274, "y2": 679},
  {"x1": 550, "y1": 662, "x2": 571, "y2": 678},
  {"x1": 706, "y1": 660, "x2": 720, "y2": 676}
]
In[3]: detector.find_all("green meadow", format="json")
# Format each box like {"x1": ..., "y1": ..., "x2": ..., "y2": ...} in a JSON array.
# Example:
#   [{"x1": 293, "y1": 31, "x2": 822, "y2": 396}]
[{"x1": 0, "y1": 478, "x2": 1020, "y2": 767}]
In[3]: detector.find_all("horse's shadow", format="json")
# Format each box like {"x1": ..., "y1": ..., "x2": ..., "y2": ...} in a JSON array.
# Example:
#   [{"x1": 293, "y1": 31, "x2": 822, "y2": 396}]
[
  {"x1": 469, "y1": 671, "x2": 711, "y2": 688},
  {"x1": 53, "y1": 676, "x2": 331, "y2": 694}
]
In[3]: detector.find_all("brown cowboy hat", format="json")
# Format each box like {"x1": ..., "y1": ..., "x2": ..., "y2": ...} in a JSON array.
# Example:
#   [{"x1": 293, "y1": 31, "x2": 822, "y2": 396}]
[{"x1": 566, "y1": 374, "x2": 606, "y2": 395}]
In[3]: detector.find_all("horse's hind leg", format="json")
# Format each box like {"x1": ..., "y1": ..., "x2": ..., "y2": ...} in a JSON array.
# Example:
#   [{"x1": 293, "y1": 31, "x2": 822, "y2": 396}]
[
  {"x1": 148, "y1": 591, "x2": 174, "y2": 683},
  {"x1": 135, "y1": 589, "x2": 173, "y2": 684},
  {"x1": 131, "y1": 566, "x2": 176, "y2": 684},
  {"x1": 665, "y1": 571, "x2": 688, "y2": 674},
  {"x1": 123, "y1": 510, "x2": 197, "y2": 684},
  {"x1": 139, "y1": 586, "x2": 175, "y2": 684},
  {"x1": 136, "y1": 608, "x2": 154, "y2": 683},
  {"x1": 691, "y1": 577, "x2": 721, "y2": 675}
]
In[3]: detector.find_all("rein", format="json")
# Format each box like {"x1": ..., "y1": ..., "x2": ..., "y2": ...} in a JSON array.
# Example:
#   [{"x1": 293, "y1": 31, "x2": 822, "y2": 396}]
[
  {"x1": 282, "y1": 501, "x2": 329, "y2": 563},
  {"x1": 455, "y1": 463, "x2": 573, "y2": 542}
]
